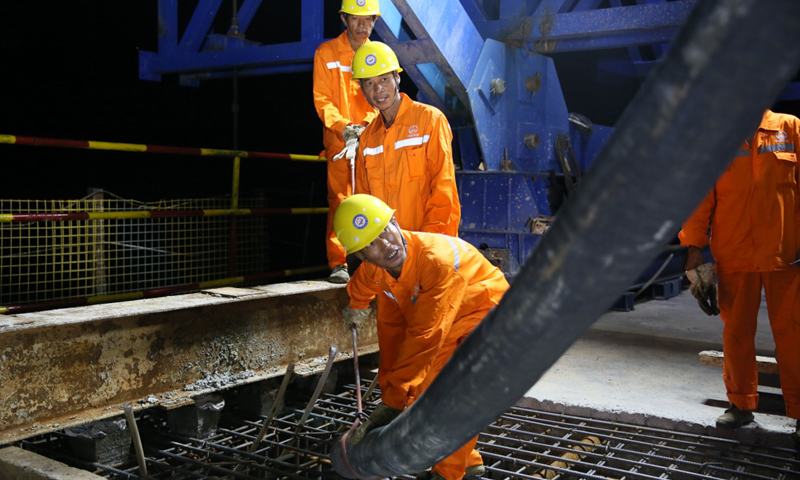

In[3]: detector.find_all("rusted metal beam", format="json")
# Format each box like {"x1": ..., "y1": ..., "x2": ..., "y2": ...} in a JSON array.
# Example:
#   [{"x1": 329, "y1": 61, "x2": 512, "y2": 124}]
[{"x1": 0, "y1": 281, "x2": 377, "y2": 445}]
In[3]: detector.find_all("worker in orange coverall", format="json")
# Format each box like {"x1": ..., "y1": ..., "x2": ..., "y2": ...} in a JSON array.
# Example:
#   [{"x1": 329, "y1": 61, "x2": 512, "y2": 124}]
[
  {"x1": 350, "y1": 41, "x2": 461, "y2": 237},
  {"x1": 680, "y1": 109, "x2": 800, "y2": 443},
  {"x1": 313, "y1": 0, "x2": 379, "y2": 284},
  {"x1": 335, "y1": 194, "x2": 508, "y2": 480}
]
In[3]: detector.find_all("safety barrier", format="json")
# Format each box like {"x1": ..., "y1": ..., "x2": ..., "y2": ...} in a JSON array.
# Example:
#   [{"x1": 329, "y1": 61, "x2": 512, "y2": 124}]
[{"x1": 1, "y1": 135, "x2": 330, "y2": 314}]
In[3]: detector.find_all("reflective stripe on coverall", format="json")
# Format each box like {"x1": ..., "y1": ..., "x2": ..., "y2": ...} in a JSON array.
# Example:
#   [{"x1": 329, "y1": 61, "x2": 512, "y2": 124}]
[
  {"x1": 348, "y1": 231, "x2": 509, "y2": 480},
  {"x1": 679, "y1": 109, "x2": 800, "y2": 418},
  {"x1": 313, "y1": 31, "x2": 377, "y2": 268},
  {"x1": 355, "y1": 93, "x2": 461, "y2": 237}
]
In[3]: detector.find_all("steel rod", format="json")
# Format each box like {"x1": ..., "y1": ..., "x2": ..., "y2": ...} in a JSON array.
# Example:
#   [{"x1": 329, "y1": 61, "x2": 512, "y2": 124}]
[{"x1": 123, "y1": 404, "x2": 149, "y2": 477}]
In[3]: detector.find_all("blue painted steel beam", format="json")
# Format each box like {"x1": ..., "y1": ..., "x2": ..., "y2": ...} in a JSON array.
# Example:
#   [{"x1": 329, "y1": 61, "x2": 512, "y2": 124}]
[
  {"x1": 379, "y1": 0, "x2": 484, "y2": 109},
  {"x1": 475, "y1": 1, "x2": 696, "y2": 49},
  {"x1": 499, "y1": 0, "x2": 526, "y2": 19},
  {"x1": 179, "y1": 0, "x2": 224, "y2": 52},
  {"x1": 158, "y1": 0, "x2": 178, "y2": 56},
  {"x1": 301, "y1": 0, "x2": 324, "y2": 42},
  {"x1": 539, "y1": 29, "x2": 680, "y2": 52},
  {"x1": 141, "y1": 41, "x2": 319, "y2": 77},
  {"x1": 461, "y1": 0, "x2": 488, "y2": 23},
  {"x1": 373, "y1": 0, "x2": 452, "y2": 112},
  {"x1": 142, "y1": 0, "x2": 325, "y2": 82}
]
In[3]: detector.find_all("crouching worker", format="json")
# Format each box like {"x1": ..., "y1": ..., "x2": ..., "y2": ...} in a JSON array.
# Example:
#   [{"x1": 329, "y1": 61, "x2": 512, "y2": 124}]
[{"x1": 334, "y1": 194, "x2": 509, "y2": 480}]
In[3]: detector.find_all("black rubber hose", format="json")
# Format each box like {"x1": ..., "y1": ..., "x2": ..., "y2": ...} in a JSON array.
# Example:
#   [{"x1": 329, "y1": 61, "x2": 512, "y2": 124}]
[{"x1": 330, "y1": 0, "x2": 800, "y2": 477}]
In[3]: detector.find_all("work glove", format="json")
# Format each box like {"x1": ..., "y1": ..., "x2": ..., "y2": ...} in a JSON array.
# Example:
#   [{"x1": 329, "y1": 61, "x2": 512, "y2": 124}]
[
  {"x1": 348, "y1": 402, "x2": 402, "y2": 445},
  {"x1": 342, "y1": 305, "x2": 372, "y2": 332},
  {"x1": 686, "y1": 263, "x2": 720, "y2": 316},
  {"x1": 333, "y1": 124, "x2": 365, "y2": 162}
]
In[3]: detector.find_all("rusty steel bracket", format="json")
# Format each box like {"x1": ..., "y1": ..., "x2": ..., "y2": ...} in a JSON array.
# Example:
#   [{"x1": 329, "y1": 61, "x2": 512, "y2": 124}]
[{"x1": 0, "y1": 281, "x2": 379, "y2": 445}]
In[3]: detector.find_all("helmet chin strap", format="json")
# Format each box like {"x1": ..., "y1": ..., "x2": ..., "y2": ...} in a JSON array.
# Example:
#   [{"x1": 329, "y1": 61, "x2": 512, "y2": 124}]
[{"x1": 380, "y1": 84, "x2": 401, "y2": 113}]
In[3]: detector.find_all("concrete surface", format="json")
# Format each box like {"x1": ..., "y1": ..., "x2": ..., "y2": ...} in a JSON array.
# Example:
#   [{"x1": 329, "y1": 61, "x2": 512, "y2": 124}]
[
  {"x1": 0, "y1": 446, "x2": 104, "y2": 479},
  {"x1": 522, "y1": 288, "x2": 797, "y2": 443}
]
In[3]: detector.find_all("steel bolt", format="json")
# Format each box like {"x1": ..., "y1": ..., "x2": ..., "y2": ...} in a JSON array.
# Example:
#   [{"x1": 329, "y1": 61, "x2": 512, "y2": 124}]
[
  {"x1": 490, "y1": 78, "x2": 507, "y2": 96},
  {"x1": 524, "y1": 134, "x2": 540, "y2": 149},
  {"x1": 526, "y1": 73, "x2": 542, "y2": 93}
]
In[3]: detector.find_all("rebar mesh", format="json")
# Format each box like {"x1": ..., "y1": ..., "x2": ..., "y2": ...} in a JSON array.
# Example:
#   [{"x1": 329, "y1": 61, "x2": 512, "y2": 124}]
[
  {"x1": 0, "y1": 194, "x2": 274, "y2": 306},
  {"x1": 18, "y1": 381, "x2": 800, "y2": 480}
]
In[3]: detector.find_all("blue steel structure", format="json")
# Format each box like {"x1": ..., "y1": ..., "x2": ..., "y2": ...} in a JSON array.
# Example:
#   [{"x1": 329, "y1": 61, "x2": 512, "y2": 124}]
[{"x1": 139, "y1": 0, "x2": 796, "y2": 279}]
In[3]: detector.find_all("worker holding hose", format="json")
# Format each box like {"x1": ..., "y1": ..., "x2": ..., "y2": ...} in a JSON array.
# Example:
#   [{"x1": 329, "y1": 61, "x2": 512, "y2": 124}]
[
  {"x1": 680, "y1": 109, "x2": 800, "y2": 443},
  {"x1": 313, "y1": 0, "x2": 379, "y2": 284},
  {"x1": 334, "y1": 194, "x2": 509, "y2": 480}
]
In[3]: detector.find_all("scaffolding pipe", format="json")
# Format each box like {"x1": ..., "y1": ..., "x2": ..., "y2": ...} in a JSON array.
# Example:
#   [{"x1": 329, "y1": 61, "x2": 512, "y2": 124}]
[
  {"x1": 0, "y1": 134, "x2": 325, "y2": 161},
  {"x1": 330, "y1": 0, "x2": 800, "y2": 477}
]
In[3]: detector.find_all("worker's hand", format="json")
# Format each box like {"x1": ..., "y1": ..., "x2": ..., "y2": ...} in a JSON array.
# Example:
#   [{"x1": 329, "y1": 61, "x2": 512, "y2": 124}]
[
  {"x1": 342, "y1": 305, "x2": 372, "y2": 332},
  {"x1": 342, "y1": 124, "x2": 365, "y2": 143},
  {"x1": 348, "y1": 402, "x2": 402, "y2": 446},
  {"x1": 333, "y1": 138, "x2": 358, "y2": 162},
  {"x1": 686, "y1": 263, "x2": 720, "y2": 316},
  {"x1": 684, "y1": 246, "x2": 705, "y2": 272},
  {"x1": 333, "y1": 125, "x2": 366, "y2": 162}
]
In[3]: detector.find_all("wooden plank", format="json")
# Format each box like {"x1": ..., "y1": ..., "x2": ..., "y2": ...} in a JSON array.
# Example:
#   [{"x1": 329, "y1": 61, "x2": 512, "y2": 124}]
[{"x1": 698, "y1": 350, "x2": 779, "y2": 374}]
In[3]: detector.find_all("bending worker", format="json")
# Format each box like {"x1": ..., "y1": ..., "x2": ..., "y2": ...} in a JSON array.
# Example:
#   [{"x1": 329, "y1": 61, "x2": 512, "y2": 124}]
[
  {"x1": 335, "y1": 194, "x2": 509, "y2": 480},
  {"x1": 680, "y1": 109, "x2": 800, "y2": 443},
  {"x1": 351, "y1": 41, "x2": 460, "y2": 237},
  {"x1": 313, "y1": 0, "x2": 379, "y2": 283}
]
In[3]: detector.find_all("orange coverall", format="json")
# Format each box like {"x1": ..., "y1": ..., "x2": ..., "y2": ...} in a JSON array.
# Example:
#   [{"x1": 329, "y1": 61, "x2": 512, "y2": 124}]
[
  {"x1": 313, "y1": 31, "x2": 377, "y2": 269},
  {"x1": 348, "y1": 230, "x2": 509, "y2": 480},
  {"x1": 679, "y1": 109, "x2": 800, "y2": 418},
  {"x1": 355, "y1": 93, "x2": 461, "y2": 236}
]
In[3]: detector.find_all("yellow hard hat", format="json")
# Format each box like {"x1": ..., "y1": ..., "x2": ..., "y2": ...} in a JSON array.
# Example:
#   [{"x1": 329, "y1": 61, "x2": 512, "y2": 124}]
[
  {"x1": 340, "y1": 0, "x2": 381, "y2": 16},
  {"x1": 334, "y1": 194, "x2": 395, "y2": 254},
  {"x1": 352, "y1": 41, "x2": 403, "y2": 80}
]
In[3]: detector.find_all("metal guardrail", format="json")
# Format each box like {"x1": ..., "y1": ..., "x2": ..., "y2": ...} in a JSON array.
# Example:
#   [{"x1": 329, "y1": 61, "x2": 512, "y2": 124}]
[{"x1": 0, "y1": 134, "x2": 330, "y2": 314}]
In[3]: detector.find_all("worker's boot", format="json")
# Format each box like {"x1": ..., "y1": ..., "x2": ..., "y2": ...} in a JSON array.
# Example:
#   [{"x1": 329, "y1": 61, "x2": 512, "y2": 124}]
[
  {"x1": 328, "y1": 264, "x2": 350, "y2": 284},
  {"x1": 716, "y1": 405, "x2": 754, "y2": 428},
  {"x1": 464, "y1": 464, "x2": 486, "y2": 478}
]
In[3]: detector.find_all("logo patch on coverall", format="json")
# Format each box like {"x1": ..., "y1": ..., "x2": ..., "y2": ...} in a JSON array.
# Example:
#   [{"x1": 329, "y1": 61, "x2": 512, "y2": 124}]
[
  {"x1": 776, "y1": 131, "x2": 788, "y2": 142},
  {"x1": 408, "y1": 125, "x2": 419, "y2": 136}
]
